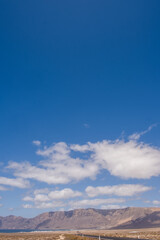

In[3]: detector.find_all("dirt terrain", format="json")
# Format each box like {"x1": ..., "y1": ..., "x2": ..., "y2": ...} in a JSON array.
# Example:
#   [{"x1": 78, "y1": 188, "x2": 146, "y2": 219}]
[
  {"x1": 80, "y1": 228, "x2": 160, "y2": 240},
  {"x1": 0, "y1": 228, "x2": 160, "y2": 240}
]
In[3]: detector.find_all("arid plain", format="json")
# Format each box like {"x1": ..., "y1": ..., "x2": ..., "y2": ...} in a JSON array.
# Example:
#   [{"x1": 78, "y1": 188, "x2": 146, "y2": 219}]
[{"x1": 1, "y1": 228, "x2": 160, "y2": 240}]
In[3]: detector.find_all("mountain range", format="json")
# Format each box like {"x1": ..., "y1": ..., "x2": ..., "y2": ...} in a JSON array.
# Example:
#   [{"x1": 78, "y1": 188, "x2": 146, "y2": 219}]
[{"x1": 1, "y1": 207, "x2": 160, "y2": 230}]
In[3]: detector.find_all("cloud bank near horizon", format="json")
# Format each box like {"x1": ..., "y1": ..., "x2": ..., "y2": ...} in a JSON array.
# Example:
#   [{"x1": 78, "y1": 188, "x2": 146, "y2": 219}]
[
  {"x1": 0, "y1": 127, "x2": 159, "y2": 210},
  {"x1": 22, "y1": 184, "x2": 151, "y2": 209}
]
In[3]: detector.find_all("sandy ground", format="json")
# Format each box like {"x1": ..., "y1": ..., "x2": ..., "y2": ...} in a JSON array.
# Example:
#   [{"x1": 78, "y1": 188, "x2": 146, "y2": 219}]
[
  {"x1": 59, "y1": 234, "x2": 65, "y2": 240},
  {"x1": 0, "y1": 228, "x2": 160, "y2": 240},
  {"x1": 79, "y1": 228, "x2": 160, "y2": 240}
]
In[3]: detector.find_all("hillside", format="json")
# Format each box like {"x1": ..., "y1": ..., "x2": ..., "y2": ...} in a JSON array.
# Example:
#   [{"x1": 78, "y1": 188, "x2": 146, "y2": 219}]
[{"x1": 0, "y1": 207, "x2": 160, "y2": 230}]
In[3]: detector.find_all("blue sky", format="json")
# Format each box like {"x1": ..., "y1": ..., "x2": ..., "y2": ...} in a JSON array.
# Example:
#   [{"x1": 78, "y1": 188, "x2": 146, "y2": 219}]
[{"x1": 0, "y1": 0, "x2": 160, "y2": 218}]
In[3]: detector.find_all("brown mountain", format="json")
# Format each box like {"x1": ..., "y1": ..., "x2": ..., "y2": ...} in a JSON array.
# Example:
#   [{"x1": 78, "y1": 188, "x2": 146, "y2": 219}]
[{"x1": 0, "y1": 207, "x2": 160, "y2": 230}]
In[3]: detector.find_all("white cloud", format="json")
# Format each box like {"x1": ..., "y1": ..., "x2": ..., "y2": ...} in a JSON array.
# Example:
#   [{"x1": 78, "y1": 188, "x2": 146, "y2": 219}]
[
  {"x1": 34, "y1": 188, "x2": 49, "y2": 195},
  {"x1": 71, "y1": 138, "x2": 160, "y2": 179},
  {"x1": 153, "y1": 200, "x2": 160, "y2": 205},
  {"x1": 6, "y1": 128, "x2": 160, "y2": 186},
  {"x1": 69, "y1": 198, "x2": 125, "y2": 209},
  {"x1": 86, "y1": 184, "x2": 152, "y2": 197},
  {"x1": 23, "y1": 204, "x2": 33, "y2": 209},
  {"x1": 7, "y1": 142, "x2": 99, "y2": 184},
  {"x1": 23, "y1": 196, "x2": 34, "y2": 201},
  {"x1": 0, "y1": 177, "x2": 30, "y2": 188},
  {"x1": 32, "y1": 140, "x2": 41, "y2": 146},
  {"x1": 36, "y1": 142, "x2": 69, "y2": 157},
  {"x1": 23, "y1": 201, "x2": 66, "y2": 209},
  {"x1": 23, "y1": 194, "x2": 49, "y2": 203},
  {"x1": 35, "y1": 194, "x2": 50, "y2": 202},
  {"x1": 48, "y1": 188, "x2": 82, "y2": 200},
  {"x1": 100, "y1": 205, "x2": 126, "y2": 209},
  {"x1": 87, "y1": 139, "x2": 160, "y2": 179},
  {"x1": 23, "y1": 188, "x2": 82, "y2": 206},
  {"x1": 70, "y1": 144, "x2": 90, "y2": 152}
]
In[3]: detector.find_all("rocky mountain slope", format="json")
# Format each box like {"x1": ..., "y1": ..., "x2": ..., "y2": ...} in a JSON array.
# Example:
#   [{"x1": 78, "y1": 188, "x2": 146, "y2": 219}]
[{"x1": 1, "y1": 207, "x2": 160, "y2": 230}]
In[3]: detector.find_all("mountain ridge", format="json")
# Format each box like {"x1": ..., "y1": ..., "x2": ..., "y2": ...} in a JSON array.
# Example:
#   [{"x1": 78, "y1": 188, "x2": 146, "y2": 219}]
[{"x1": 1, "y1": 207, "x2": 160, "y2": 230}]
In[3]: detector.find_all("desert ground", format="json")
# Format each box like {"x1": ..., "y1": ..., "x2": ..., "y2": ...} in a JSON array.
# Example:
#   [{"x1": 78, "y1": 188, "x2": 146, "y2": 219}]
[
  {"x1": 0, "y1": 228, "x2": 160, "y2": 240},
  {"x1": 80, "y1": 228, "x2": 160, "y2": 240}
]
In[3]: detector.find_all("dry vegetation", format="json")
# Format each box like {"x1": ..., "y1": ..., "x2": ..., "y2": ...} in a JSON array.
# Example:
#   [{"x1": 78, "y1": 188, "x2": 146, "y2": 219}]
[
  {"x1": 0, "y1": 233, "x2": 61, "y2": 240},
  {"x1": 80, "y1": 228, "x2": 160, "y2": 240},
  {"x1": 0, "y1": 233, "x2": 94, "y2": 240},
  {"x1": 0, "y1": 229, "x2": 160, "y2": 240},
  {"x1": 65, "y1": 234, "x2": 94, "y2": 240}
]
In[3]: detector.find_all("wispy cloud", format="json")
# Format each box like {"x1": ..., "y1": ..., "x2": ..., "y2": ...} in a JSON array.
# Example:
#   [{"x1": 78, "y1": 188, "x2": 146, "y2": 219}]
[
  {"x1": 129, "y1": 124, "x2": 157, "y2": 140},
  {"x1": 32, "y1": 140, "x2": 41, "y2": 146},
  {"x1": 23, "y1": 188, "x2": 82, "y2": 202},
  {"x1": 34, "y1": 188, "x2": 49, "y2": 195},
  {"x1": 23, "y1": 196, "x2": 125, "y2": 209},
  {"x1": 69, "y1": 198, "x2": 125, "y2": 209},
  {"x1": 152, "y1": 200, "x2": 160, "y2": 205},
  {"x1": 100, "y1": 205, "x2": 126, "y2": 210},
  {"x1": 22, "y1": 184, "x2": 149, "y2": 209},
  {"x1": 0, "y1": 177, "x2": 30, "y2": 188},
  {"x1": 23, "y1": 201, "x2": 66, "y2": 209},
  {"x1": 86, "y1": 184, "x2": 152, "y2": 197}
]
